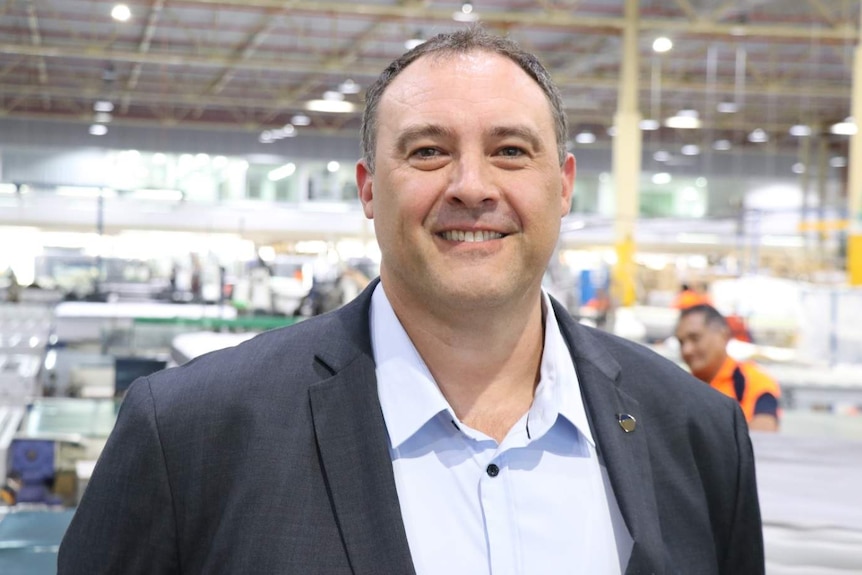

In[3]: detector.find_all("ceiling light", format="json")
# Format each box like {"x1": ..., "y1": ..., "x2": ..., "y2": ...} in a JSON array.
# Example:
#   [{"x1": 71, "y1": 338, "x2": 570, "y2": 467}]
[
  {"x1": 606, "y1": 126, "x2": 617, "y2": 137},
  {"x1": 652, "y1": 172, "x2": 672, "y2": 185},
  {"x1": 716, "y1": 102, "x2": 738, "y2": 114},
  {"x1": 268, "y1": 163, "x2": 296, "y2": 181},
  {"x1": 290, "y1": 114, "x2": 311, "y2": 126},
  {"x1": 652, "y1": 37, "x2": 673, "y2": 53},
  {"x1": 453, "y1": 2, "x2": 479, "y2": 22},
  {"x1": 111, "y1": 4, "x2": 131, "y2": 22},
  {"x1": 338, "y1": 79, "x2": 361, "y2": 95},
  {"x1": 681, "y1": 144, "x2": 700, "y2": 156},
  {"x1": 653, "y1": 150, "x2": 672, "y2": 162},
  {"x1": 327, "y1": 161, "x2": 341, "y2": 173},
  {"x1": 789, "y1": 124, "x2": 812, "y2": 137},
  {"x1": 639, "y1": 119, "x2": 660, "y2": 131},
  {"x1": 276, "y1": 124, "x2": 297, "y2": 138},
  {"x1": 712, "y1": 139, "x2": 732, "y2": 151},
  {"x1": 305, "y1": 99, "x2": 357, "y2": 113},
  {"x1": 792, "y1": 162, "x2": 805, "y2": 174},
  {"x1": 747, "y1": 128, "x2": 768, "y2": 143},
  {"x1": 830, "y1": 156, "x2": 847, "y2": 168},
  {"x1": 574, "y1": 131, "x2": 596, "y2": 144},
  {"x1": 89, "y1": 124, "x2": 108, "y2": 136},
  {"x1": 93, "y1": 100, "x2": 114, "y2": 113},
  {"x1": 323, "y1": 90, "x2": 344, "y2": 101},
  {"x1": 259, "y1": 131, "x2": 274, "y2": 143},
  {"x1": 830, "y1": 117, "x2": 857, "y2": 135},
  {"x1": 664, "y1": 110, "x2": 701, "y2": 129}
]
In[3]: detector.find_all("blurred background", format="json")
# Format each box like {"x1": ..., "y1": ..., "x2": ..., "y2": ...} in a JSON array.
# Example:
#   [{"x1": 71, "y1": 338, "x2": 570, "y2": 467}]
[{"x1": 0, "y1": 1, "x2": 860, "y2": 573}]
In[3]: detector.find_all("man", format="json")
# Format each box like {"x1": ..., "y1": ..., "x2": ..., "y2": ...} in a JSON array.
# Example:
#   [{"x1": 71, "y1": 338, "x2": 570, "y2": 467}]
[
  {"x1": 675, "y1": 304, "x2": 781, "y2": 432},
  {"x1": 59, "y1": 28, "x2": 764, "y2": 574}
]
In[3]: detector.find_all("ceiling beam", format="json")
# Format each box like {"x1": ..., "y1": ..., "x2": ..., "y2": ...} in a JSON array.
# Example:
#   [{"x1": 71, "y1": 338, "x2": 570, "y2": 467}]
[
  {"x1": 1, "y1": 71, "x2": 851, "y2": 114},
  {"x1": 0, "y1": 42, "x2": 386, "y2": 75},
  {"x1": 125, "y1": 0, "x2": 167, "y2": 93},
  {"x1": 805, "y1": 0, "x2": 839, "y2": 27},
  {"x1": 174, "y1": 0, "x2": 860, "y2": 41},
  {"x1": 670, "y1": 0, "x2": 698, "y2": 21},
  {"x1": 25, "y1": 0, "x2": 47, "y2": 84}
]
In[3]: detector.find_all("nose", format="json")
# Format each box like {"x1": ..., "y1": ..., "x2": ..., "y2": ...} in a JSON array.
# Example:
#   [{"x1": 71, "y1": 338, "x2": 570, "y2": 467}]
[
  {"x1": 679, "y1": 339, "x2": 694, "y2": 359},
  {"x1": 445, "y1": 152, "x2": 501, "y2": 208}
]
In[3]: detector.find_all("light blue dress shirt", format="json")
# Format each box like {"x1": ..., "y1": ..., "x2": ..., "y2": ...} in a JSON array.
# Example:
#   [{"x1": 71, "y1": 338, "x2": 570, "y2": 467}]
[{"x1": 371, "y1": 284, "x2": 633, "y2": 575}]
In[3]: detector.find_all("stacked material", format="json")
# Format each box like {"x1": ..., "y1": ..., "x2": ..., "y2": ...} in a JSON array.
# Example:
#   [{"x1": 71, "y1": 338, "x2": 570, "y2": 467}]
[
  {"x1": 0, "y1": 303, "x2": 53, "y2": 404},
  {"x1": 753, "y1": 421, "x2": 862, "y2": 574}
]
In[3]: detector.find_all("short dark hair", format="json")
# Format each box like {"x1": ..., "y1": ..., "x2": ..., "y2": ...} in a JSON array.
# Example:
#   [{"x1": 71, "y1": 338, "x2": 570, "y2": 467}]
[
  {"x1": 679, "y1": 304, "x2": 729, "y2": 330},
  {"x1": 359, "y1": 26, "x2": 568, "y2": 173}
]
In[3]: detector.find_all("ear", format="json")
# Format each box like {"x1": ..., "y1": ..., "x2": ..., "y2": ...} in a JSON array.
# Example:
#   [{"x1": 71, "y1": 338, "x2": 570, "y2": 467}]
[
  {"x1": 356, "y1": 160, "x2": 374, "y2": 219},
  {"x1": 560, "y1": 152, "x2": 576, "y2": 217}
]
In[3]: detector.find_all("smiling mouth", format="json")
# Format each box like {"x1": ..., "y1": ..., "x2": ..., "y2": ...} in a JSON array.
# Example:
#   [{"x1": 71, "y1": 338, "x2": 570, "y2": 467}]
[{"x1": 439, "y1": 230, "x2": 505, "y2": 243}]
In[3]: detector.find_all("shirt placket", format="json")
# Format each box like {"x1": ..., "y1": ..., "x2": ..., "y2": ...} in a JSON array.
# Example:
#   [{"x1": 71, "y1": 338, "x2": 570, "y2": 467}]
[{"x1": 480, "y1": 450, "x2": 521, "y2": 575}]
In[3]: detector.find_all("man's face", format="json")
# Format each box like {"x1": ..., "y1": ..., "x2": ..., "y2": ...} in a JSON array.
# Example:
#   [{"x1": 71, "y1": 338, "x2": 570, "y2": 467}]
[
  {"x1": 356, "y1": 51, "x2": 575, "y2": 316},
  {"x1": 675, "y1": 313, "x2": 730, "y2": 382}
]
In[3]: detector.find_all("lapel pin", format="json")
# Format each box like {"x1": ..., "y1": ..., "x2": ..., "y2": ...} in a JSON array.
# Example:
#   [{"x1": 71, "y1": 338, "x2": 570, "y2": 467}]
[{"x1": 617, "y1": 413, "x2": 637, "y2": 433}]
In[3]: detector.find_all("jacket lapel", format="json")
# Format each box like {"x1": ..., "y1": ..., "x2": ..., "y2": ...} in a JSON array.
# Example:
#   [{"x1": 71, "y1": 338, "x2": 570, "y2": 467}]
[
  {"x1": 552, "y1": 299, "x2": 666, "y2": 575},
  {"x1": 308, "y1": 284, "x2": 416, "y2": 575}
]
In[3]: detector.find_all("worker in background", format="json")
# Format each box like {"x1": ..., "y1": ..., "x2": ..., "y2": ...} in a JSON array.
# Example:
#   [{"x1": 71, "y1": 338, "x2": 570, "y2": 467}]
[
  {"x1": 675, "y1": 304, "x2": 780, "y2": 432},
  {"x1": 671, "y1": 282, "x2": 712, "y2": 310}
]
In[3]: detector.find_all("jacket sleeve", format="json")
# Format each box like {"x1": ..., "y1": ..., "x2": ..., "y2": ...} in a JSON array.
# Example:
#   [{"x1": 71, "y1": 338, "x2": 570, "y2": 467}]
[
  {"x1": 57, "y1": 378, "x2": 180, "y2": 574},
  {"x1": 721, "y1": 406, "x2": 766, "y2": 575}
]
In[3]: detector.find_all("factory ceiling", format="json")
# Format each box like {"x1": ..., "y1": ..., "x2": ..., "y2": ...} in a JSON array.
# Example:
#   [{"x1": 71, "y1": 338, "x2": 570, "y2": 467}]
[{"x1": 1, "y1": 0, "x2": 860, "y2": 153}]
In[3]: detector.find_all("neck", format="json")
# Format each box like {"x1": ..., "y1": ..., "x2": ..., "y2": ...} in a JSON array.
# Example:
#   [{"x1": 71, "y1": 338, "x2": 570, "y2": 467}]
[
  {"x1": 698, "y1": 354, "x2": 731, "y2": 383},
  {"x1": 387, "y1": 286, "x2": 547, "y2": 442}
]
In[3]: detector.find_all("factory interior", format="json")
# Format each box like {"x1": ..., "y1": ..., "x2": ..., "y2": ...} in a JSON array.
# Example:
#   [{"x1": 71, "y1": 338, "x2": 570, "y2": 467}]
[{"x1": 1, "y1": 0, "x2": 861, "y2": 573}]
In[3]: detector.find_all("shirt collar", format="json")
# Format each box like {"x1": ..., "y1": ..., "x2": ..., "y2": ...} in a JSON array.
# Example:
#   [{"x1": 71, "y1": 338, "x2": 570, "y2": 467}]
[
  {"x1": 532, "y1": 291, "x2": 595, "y2": 446},
  {"x1": 371, "y1": 284, "x2": 594, "y2": 449}
]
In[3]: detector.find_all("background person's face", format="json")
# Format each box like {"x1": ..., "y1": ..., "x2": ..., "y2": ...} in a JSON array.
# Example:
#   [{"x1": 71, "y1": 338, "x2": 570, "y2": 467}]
[
  {"x1": 675, "y1": 313, "x2": 730, "y2": 382},
  {"x1": 357, "y1": 51, "x2": 574, "y2": 316}
]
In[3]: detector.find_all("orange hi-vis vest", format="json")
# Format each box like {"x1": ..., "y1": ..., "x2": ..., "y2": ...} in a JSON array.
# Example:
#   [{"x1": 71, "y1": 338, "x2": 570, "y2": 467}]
[{"x1": 709, "y1": 356, "x2": 781, "y2": 423}]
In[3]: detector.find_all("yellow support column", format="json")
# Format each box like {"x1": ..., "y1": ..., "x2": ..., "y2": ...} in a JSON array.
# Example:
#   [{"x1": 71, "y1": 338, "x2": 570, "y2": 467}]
[
  {"x1": 612, "y1": 0, "x2": 642, "y2": 306},
  {"x1": 848, "y1": 3, "x2": 862, "y2": 285}
]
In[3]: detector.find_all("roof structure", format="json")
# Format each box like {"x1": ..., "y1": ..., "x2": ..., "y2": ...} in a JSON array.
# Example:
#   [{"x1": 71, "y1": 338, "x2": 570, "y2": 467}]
[{"x1": 1, "y1": 0, "x2": 859, "y2": 152}]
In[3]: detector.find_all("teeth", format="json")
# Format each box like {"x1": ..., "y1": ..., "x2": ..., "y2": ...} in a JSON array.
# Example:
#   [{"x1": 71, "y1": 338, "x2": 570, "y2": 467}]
[{"x1": 441, "y1": 230, "x2": 504, "y2": 242}]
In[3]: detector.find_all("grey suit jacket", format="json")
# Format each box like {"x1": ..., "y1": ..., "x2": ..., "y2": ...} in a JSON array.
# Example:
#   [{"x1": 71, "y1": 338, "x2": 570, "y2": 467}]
[{"x1": 58, "y1": 281, "x2": 764, "y2": 574}]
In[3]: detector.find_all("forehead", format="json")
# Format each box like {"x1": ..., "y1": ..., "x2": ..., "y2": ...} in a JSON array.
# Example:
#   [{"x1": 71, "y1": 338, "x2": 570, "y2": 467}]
[
  {"x1": 378, "y1": 50, "x2": 552, "y2": 122},
  {"x1": 677, "y1": 313, "x2": 710, "y2": 334}
]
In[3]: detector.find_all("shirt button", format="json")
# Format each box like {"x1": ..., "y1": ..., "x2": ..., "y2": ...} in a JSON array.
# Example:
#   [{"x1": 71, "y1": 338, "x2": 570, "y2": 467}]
[{"x1": 486, "y1": 464, "x2": 500, "y2": 477}]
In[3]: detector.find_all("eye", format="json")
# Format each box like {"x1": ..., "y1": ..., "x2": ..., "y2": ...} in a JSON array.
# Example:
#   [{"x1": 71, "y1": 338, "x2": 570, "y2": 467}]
[
  {"x1": 407, "y1": 146, "x2": 449, "y2": 170},
  {"x1": 498, "y1": 146, "x2": 525, "y2": 157},
  {"x1": 411, "y1": 147, "x2": 441, "y2": 159}
]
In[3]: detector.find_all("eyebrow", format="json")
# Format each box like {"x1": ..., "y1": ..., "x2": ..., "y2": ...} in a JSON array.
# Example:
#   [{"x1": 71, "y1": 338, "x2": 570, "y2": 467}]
[
  {"x1": 489, "y1": 125, "x2": 545, "y2": 152},
  {"x1": 394, "y1": 124, "x2": 455, "y2": 156}
]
